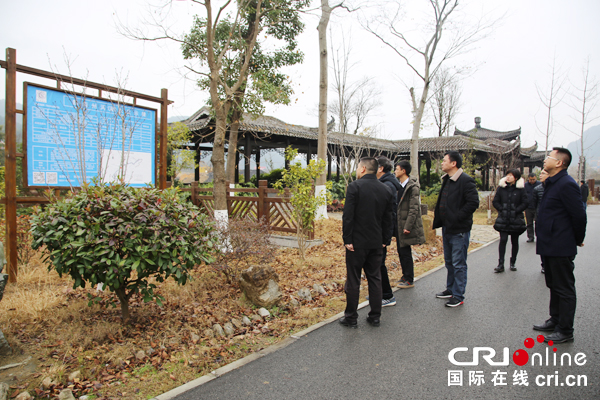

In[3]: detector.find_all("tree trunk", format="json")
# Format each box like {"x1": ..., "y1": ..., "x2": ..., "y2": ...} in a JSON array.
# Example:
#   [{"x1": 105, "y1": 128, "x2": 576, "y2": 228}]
[
  {"x1": 212, "y1": 103, "x2": 231, "y2": 214},
  {"x1": 315, "y1": 0, "x2": 332, "y2": 219},
  {"x1": 115, "y1": 287, "x2": 130, "y2": 324},
  {"x1": 226, "y1": 107, "x2": 243, "y2": 183}
]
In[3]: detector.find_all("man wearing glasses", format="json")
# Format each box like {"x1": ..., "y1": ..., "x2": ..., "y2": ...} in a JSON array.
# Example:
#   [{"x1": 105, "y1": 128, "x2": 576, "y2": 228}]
[{"x1": 533, "y1": 148, "x2": 587, "y2": 343}]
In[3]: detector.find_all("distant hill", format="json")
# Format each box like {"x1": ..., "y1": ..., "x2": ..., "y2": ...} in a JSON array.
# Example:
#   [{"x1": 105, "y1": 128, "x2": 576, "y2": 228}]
[{"x1": 566, "y1": 124, "x2": 600, "y2": 171}]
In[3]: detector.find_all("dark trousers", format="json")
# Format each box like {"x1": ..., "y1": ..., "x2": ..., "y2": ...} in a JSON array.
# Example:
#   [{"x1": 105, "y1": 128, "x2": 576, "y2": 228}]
[
  {"x1": 498, "y1": 231, "x2": 519, "y2": 263},
  {"x1": 380, "y1": 247, "x2": 394, "y2": 300},
  {"x1": 543, "y1": 256, "x2": 576, "y2": 335},
  {"x1": 525, "y1": 208, "x2": 536, "y2": 239},
  {"x1": 399, "y1": 244, "x2": 414, "y2": 283},
  {"x1": 345, "y1": 247, "x2": 383, "y2": 323}
]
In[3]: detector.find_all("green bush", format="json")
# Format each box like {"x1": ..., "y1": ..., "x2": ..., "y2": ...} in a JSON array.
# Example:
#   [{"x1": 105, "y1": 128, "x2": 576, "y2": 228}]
[
  {"x1": 328, "y1": 179, "x2": 346, "y2": 201},
  {"x1": 30, "y1": 183, "x2": 217, "y2": 323},
  {"x1": 251, "y1": 168, "x2": 284, "y2": 188}
]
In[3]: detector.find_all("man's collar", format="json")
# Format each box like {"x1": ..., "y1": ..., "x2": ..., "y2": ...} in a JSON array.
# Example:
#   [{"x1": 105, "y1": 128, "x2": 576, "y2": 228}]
[
  {"x1": 399, "y1": 176, "x2": 409, "y2": 186},
  {"x1": 546, "y1": 169, "x2": 567, "y2": 183},
  {"x1": 448, "y1": 168, "x2": 464, "y2": 182},
  {"x1": 361, "y1": 173, "x2": 377, "y2": 180}
]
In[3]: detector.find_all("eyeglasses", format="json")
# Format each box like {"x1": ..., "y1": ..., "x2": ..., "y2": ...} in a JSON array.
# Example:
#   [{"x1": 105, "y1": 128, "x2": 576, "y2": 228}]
[{"x1": 545, "y1": 155, "x2": 560, "y2": 162}]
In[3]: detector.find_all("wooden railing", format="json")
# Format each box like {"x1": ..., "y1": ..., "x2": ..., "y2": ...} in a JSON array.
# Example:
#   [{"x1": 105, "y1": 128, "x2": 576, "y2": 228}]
[{"x1": 177, "y1": 180, "x2": 313, "y2": 239}]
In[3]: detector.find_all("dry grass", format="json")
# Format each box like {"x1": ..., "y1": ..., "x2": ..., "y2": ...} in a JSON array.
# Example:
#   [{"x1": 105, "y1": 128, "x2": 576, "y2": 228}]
[{"x1": 0, "y1": 217, "x2": 478, "y2": 399}]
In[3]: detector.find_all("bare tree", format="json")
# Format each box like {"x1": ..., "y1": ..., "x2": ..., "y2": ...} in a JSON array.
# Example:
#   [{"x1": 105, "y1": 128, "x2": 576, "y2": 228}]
[
  {"x1": 430, "y1": 68, "x2": 461, "y2": 137},
  {"x1": 365, "y1": 0, "x2": 497, "y2": 181},
  {"x1": 566, "y1": 56, "x2": 600, "y2": 181},
  {"x1": 329, "y1": 31, "x2": 381, "y2": 135},
  {"x1": 535, "y1": 54, "x2": 567, "y2": 156},
  {"x1": 328, "y1": 127, "x2": 376, "y2": 188}
]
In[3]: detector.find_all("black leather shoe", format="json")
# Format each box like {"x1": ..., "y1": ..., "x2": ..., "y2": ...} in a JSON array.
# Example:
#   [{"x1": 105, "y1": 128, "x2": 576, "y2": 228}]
[
  {"x1": 494, "y1": 266, "x2": 505, "y2": 273},
  {"x1": 339, "y1": 317, "x2": 357, "y2": 329},
  {"x1": 510, "y1": 264, "x2": 517, "y2": 271},
  {"x1": 544, "y1": 331, "x2": 574, "y2": 344},
  {"x1": 527, "y1": 238, "x2": 535, "y2": 243},
  {"x1": 533, "y1": 320, "x2": 557, "y2": 332},
  {"x1": 366, "y1": 317, "x2": 380, "y2": 327}
]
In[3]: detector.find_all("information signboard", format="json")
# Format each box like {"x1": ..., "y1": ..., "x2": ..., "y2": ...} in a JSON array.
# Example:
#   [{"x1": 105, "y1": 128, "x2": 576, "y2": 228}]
[{"x1": 26, "y1": 84, "x2": 156, "y2": 187}]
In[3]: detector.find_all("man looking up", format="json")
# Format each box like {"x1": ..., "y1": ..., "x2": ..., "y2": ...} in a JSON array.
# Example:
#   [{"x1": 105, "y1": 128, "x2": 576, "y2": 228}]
[
  {"x1": 524, "y1": 172, "x2": 541, "y2": 242},
  {"x1": 533, "y1": 148, "x2": 586, "y2": 343},
  {"x1": 394, "y1": 160, "x2": 425, "y2": 288},
  {"x1": 433, "y1": 152, "x2": 479, "y2": 307},
  {"x1": 340, "y1": 157, "x2": 395, "y2": 328},
  {"x1": 375, "y1": 156, "x2": 401, "y2": 307}
]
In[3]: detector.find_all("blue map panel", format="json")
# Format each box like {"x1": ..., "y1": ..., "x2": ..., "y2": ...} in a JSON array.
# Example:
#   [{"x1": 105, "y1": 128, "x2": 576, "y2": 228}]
[{"x1": 26, "y1": 84, "x2": 156, "y2": 187}]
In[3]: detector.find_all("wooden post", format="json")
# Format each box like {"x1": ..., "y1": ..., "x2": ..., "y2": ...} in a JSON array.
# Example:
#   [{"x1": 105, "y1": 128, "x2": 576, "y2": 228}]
[
  {"x1": 257, "y1": 180, "x2": 267, "y2": 223},
  {"x1": 256, "y1": 148, "x2": 261, "y2": 181},
  {"x1": 5, "y1": 48, "x2": 18, "y2": 283},
  {"x1": 159, "y1": 89, "x2": 168, "y2": 189}
]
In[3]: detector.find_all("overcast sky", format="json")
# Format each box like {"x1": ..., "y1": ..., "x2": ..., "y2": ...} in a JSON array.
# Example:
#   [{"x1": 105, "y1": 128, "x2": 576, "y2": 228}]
[{"x1": 1, "y1": 0, "x2": 599, "y2": 152}]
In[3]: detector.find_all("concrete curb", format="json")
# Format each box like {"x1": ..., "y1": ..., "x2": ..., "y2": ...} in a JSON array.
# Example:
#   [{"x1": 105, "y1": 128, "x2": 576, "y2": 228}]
[{"x1": 152, "y1": 235, "x2": 500, "y2": 400}]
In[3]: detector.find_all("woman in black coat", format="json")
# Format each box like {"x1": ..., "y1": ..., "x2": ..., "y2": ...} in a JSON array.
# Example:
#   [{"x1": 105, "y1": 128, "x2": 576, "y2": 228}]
[{"x1": 493, "y1": 169, "x2": 529, "y2": 272}]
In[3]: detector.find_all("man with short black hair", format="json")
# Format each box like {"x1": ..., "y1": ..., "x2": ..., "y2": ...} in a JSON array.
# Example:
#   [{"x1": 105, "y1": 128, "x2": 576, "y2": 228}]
[
  {"x1": 533, "y1": 147, "x2": 586, "y2": 343},
  {"x1": 524, "y1": 172, "x2": 541, "y2": 242},
  {"x1": 340, "y1": 157, "x2": 395, "y2": 328},
  {"x1": 432, "y1": 151, "x2": 479, "y2": 307},
  {"x1": 394, "y1": 160, "x2": 425, "y2": 288}
]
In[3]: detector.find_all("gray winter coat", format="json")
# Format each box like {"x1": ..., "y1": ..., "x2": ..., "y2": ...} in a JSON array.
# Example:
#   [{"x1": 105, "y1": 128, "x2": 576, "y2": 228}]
[{"x1": 397, "y1": 178, "x2": 426, "y2": 247}]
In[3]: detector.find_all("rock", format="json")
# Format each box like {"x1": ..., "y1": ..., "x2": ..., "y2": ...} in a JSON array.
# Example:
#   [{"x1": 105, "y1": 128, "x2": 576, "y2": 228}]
[
  {"x1": 58, "y1": 389, "x2": 76, "y2": 400},
  {"x1": 190, "y1": 333, "x2": 200, "y2": 342},
  {"x1": 203, "y1": 329, "x2": 214, "y2": 338},
  {"x1": 146, "y1": 347, "x2": 155, "y2": 355},
  {"x1": 257, "y1": 308, "x2": 270, "y2": 318},
  {"x1": 223, "y1": 323, "x2": 235, "y2": 336},
  {"x1": 79, "y1": 396, "x2": 90, "y2": 400},
  {"x1": 241, "y1": 316, "x2": 252, "y2": 326},
  {"x1": 231, "y1": 318, "x2": 243, "y2": 329},
  {"x1": 0, "y1": 382, "x2": 9, "y2": 400},
  {"x1": 251, "y1": 314, "x2": 262, "y2": 322},
  {"x1": 15, "y1": 392, "x2": 32, "y2": 400},
  {"x1": 41, "y1": 377, "x2": 55, "y2": 389},
  {"x1": 212, "y1": 324, "x2": 224, "y2": 337},
  {"x1": 135, "y1": 350, "x2": 146, "y2": 361},
  {"x1": 238, "y1": 265, "x2": 281, "y2": 308},
  {"x1": 313, "y1": 284, "x2": 327, "y2": 295},
  {"x1": 68, "y1": 370, "x2": 81, "y2": 382},
  {"x1": 0, "y1": 273, "x2": 7, "y2": 302},
  {"x1": 0, "y1": 329, "x2": 12, "y2": 356},
  {"x1": 289, "y1": 297, "x2": 300, "y2": 307},
  {"x1": 297, "y1": 288, "x2": 312, "y2": 301}
]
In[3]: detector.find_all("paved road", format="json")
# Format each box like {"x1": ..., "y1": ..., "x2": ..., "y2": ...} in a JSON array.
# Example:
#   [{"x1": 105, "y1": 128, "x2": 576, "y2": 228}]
[{"x1": 170, "y1": 206, "x2": 600, "y2": 400}]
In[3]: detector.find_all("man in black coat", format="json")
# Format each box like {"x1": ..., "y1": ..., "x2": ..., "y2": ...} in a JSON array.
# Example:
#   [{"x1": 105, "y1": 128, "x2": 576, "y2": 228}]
[
  {"x1": 432, "y1": 152, "x2": 479, "y2": 307},
  {"x1": 524, "y1": 173, "x2": 541, "y2": 242},
  {"x1": 340, "y1": 157, "x2": 395, "y2": 328},
  {"x1": 580, "y1": 180, "x2": 589, "y2": 209},
  {"x1": 375, "y1": 156, "x2": 401, "y2": 307},
  {"x1": 534, "y1": 148, "x2": 587, "y2": 343}
]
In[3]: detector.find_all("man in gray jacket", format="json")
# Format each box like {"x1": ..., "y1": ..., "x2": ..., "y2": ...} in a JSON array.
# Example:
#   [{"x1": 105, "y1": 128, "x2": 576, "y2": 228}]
[{"x1": 395, "y1": 160, "x2": 426, "y2": 288}]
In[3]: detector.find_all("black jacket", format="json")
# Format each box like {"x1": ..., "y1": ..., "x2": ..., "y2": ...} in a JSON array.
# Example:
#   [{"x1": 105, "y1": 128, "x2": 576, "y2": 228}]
[
  {"x1": 492, "y1": 177, "x2": 528, "y2": 234},
  {"x1": 580, "y1": 183, "x2": 589, "y2": 203},
  {"x1": 532, "y1": 183, "x2": 544, "y2": 213},
  {"x1": 432, "y1": 169, "x2": 479, "y2": 234},
  {"x1": 524, "y1": 180, "x2": 541, "y2": 209},
  {"x1": 536, "y1": 170, "x2": 587, "y2": 257},
  {"x1": 343, "y1": 174, "x2": 395, "y2": 249},
  {"x1": 379, "y1": 172, "x2": 401, "y2": 238}
]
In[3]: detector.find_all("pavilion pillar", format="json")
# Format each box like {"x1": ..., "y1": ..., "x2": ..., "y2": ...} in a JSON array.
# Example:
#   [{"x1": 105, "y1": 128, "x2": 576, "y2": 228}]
[
  {"x1": 244, "y1": 134, "x2": 251, "y2": 183},
  {"x1": 307, "y1": 142, "x2": 312, "y2": 164},
  {"x1": 425, "y1": 156, "x2": 432, "y2": 187},
  {"x1": 327, "y1": 151, "x2": 332, "y2": 180},
  {"x1": 255, "y1": 147, "x2": 261, "y2": 181},
  {"x1": 336, "y1": 155, "x2": 340, "y2": 179},
  {"x1": 194, "y1": 145, "x2": 200, "y2": 182}
]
